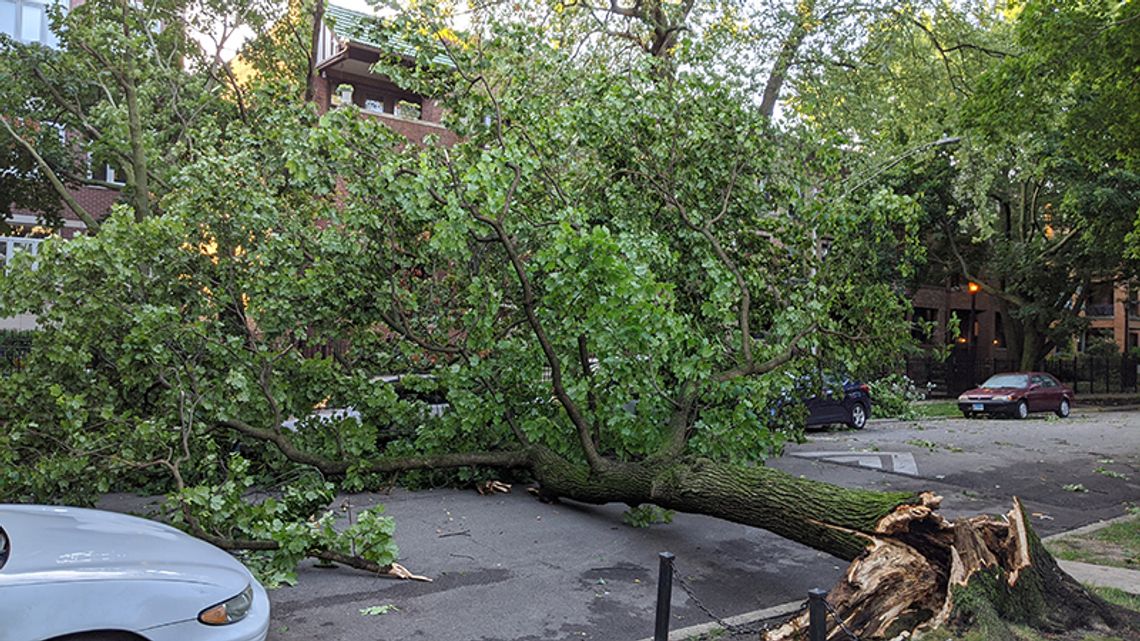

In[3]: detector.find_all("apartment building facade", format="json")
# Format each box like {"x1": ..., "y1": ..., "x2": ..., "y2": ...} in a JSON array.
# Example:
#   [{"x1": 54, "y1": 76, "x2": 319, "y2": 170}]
[
  {"x1": 311, "y1": 4, "x2": 458, "y2": 145},
  {"x1": 909, "y1": 280, "x2": 1140, "y2": 365}
]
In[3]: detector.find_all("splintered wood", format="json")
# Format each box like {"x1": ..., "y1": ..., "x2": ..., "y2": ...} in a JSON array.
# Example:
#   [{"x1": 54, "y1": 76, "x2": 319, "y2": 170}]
[{"x1": 766, "y1": 496, "x2": 1075, "y2": 640}]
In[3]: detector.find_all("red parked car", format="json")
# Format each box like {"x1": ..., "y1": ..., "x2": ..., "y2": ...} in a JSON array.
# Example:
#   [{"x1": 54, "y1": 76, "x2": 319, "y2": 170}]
[{"x1": 958, "y1": 372, "x2": 1074, "y2": 419}]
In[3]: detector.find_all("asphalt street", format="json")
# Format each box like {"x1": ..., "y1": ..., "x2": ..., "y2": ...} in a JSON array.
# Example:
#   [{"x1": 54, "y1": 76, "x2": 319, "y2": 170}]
[{"x1": 259, "y1": 408, "x2": 1140, "y2": 641}]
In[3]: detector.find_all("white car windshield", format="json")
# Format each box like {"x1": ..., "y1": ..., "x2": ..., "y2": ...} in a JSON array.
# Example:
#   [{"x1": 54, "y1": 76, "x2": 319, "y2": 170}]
[{"x1": 983, "y1": 374, "x2": 1028, "y2": 388}]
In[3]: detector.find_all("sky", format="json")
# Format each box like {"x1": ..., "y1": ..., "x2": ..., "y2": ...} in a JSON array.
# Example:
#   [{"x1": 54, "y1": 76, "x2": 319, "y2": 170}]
[{"x1": 200, "y1": 0, "x2": 448, "y2": 62}]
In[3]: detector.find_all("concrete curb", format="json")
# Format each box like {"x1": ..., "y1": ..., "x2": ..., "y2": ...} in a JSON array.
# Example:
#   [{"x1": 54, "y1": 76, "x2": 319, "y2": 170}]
[
  {"x1": 1042, "y1": 513, "x2": 1137, "y2": 542},
  {"x1": 1045, "y1": 514, "x2": 1140, "y2": 594},
  {"x1": 632, "y1": 599, "x2": 802, "y2": 641},
  {"x1": 865, "y1": 405, "x2": 1128, "y2": 427}
]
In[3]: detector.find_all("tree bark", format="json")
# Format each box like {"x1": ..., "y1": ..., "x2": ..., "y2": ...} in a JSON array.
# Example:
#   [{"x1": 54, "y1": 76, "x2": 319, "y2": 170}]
[
  {"x1": 767, "y1": 498, "x2": 1140, "y2": 640},
  {"x1": 526, "y1": 454, "x2": 1140, "y2": 640},
  {"x1": 528, "y1": 450, "x2": 915, "y2": 561},
  {"x1": 1019, "y1": 323, "x2": 1047, "y2": 370},
  {"x1": 120, "y1": 0, "x2": 151, "y2": 221},
  {"x1": 226, "y1": 423, "x2": 1139, "y2": 639}
]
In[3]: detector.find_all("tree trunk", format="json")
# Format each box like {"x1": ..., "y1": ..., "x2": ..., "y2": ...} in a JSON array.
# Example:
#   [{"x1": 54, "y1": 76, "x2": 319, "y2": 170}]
[
  {"x1": 528, "y1": 451, "x2": 1140, "y2": 640},
  {"x1": 999, "y1": 299, "x2": 1024, "y2": 366},
  {"x1": 236, "y1": 427, "x2": 1138, "y2": 639},
  {"x1": 1020, "y1": 324, "x2": 1047, "y2": 371},
  {"x1": 530, "y1": 450, "x2": 915, "y2": 561}
]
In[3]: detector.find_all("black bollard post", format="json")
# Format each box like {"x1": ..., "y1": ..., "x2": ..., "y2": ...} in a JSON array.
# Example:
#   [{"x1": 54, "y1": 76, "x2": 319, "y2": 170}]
[
  {"x1": 807, "y1": 588, "x2": 828, "y2": 641},
  {"x1": 654, "y1": 552, "x2": 675, "y2": 641}
]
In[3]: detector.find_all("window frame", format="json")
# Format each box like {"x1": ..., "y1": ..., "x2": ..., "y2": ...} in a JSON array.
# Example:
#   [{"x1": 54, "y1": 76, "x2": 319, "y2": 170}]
[
  {"x1": 0, "y1": 236, "x2": 43, "y2": 272},
  {"x1": 0, "y1": 0, "x2": 65, "y2": 47}
]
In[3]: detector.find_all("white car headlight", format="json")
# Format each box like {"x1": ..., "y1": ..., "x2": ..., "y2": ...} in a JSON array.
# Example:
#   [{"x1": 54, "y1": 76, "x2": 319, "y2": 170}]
[
  {"x1": 992, "y1": 395, "x2": 1012, "y2": 402},
  {"x1": 199, "y1": 585, "x2": 253, "y2": 625},
  {"x1": 957, "y1": 394, "x2": 968, "y2": 401}
]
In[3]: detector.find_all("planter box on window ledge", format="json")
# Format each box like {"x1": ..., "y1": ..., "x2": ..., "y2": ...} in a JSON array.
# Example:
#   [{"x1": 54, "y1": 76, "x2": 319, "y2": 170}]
[{"x1": 394, "y1": 100, "x2": 421, "y2": 120}]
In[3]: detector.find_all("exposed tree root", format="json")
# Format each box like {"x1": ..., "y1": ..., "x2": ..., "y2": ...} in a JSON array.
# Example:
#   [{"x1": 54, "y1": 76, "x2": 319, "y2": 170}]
[{"x1": 766, "y1": 496, "x2": 1140, "y2": 640}]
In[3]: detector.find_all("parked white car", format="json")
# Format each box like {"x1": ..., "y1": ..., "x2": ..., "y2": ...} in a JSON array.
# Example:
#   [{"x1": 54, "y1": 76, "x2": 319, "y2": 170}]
[{"x1": 0, "y1": 505, "x2": 269, "y2": 641}]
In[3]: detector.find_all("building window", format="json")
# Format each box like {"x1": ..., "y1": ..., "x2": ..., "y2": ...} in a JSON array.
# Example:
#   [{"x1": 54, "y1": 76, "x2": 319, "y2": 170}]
[
  {"x1": 1078, "y1": 328, "x2": 1115, "y2": 354},
  {"x1": 0, "y1": 0, "x2": 63, "y2": 47},
  {"x1": 950, "y1": 309, "x2": 981, "y2": 345},
  {"x1": 88, "y1": 151, "x2": 125, "y2": 186},
  {"x1": 911, "y1": 307, "x2": 938, "y2": 343},
  {"x1": 1085, "y1": 283, "x2": 1115, "y2": 317},
  {"x1": 994, "y1": 313, "x2": 1006, "y2": 348},
  {"x1": 0, "y1": 236, "x2": 42, "y2": 272}
]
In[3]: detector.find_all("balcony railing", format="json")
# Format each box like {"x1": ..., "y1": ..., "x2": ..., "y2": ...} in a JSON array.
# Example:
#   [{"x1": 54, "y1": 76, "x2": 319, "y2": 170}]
[
  {"x1": 0, "y1": 237, "x2": 42, "y2": 271},
  {"x1": 1085, "y1": 303, "x2": 1115, "y2": 318}
]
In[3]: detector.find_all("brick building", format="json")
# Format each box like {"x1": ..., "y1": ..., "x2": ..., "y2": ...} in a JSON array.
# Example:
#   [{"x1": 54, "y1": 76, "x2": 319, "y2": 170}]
[
  {"x1": 909, "y1": 279, "x2": 1140, "y2": 366},
  {"x1": 311, "y1": 4, "x2": 458, "y2": 145}
]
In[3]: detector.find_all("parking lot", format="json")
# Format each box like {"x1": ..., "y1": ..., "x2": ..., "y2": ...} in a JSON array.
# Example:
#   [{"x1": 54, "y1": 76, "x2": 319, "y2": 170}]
[{"x1": 265, "y1": 408, "x2": 1140, "y2": 641}]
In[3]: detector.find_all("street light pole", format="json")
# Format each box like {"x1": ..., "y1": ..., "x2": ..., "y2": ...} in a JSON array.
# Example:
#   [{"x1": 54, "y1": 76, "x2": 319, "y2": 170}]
[
  {"x1": 968, "y1": 281, "x2": 980, "y2": 378},
  {"x1": 968, "y1": 281, "x2": 980, "y2": 348}
]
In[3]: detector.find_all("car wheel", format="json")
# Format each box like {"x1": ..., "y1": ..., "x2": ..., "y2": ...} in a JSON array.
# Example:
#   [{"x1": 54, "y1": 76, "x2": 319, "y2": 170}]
[
  {"x1": 1056, "y1": 398, "x2": 1071, "y2": 418},
  {"x1": 961, "y1": 411, "x2": 973, "y2": 419},
  {"x1": 847, "y1": 402, "x2": 868, "y2": 430},
  {"x1": 1015, "y1": 400, "x2": 1029, "y2": 420}
]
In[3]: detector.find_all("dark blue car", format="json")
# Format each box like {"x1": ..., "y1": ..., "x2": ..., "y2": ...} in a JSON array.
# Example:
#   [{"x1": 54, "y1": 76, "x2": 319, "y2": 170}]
[
  {"x1": 804, "y1": 380, "x2": 872, "y2": 429},
  {"x1": 769, "y1": 376, "x2": 873, "y2": 430}
]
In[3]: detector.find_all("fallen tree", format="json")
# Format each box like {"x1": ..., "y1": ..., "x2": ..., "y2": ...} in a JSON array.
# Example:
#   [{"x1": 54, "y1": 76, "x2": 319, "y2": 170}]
[{"x1": 1, "y1": 1, "x2": 1137, "y2": 638}]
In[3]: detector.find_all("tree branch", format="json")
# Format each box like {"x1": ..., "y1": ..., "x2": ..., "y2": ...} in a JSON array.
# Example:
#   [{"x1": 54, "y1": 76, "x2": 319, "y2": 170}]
[
  {"x1": 217, "y1": 418, "x2": 531, "y2": 476},
  {"x1": 0, "y1": 117, "x2": 102, "y2": 232},
  {"x1": 713, "y1": 325, "x2": 815, "y2": 382}
]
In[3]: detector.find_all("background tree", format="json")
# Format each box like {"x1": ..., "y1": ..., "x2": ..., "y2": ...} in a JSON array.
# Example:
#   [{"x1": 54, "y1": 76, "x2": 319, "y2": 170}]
[
  {"x1": 0, "y1": 0, "x2": 282, "y2": 229},
  {"x1": 794, "y1": 0, "x2": 1140, "y2": 368}
]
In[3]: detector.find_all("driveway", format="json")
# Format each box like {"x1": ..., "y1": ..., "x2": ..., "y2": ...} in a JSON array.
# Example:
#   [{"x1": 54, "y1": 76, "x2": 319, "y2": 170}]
[{"x1": 262, "y1": 408, "x2": 1140, "y2": 641}]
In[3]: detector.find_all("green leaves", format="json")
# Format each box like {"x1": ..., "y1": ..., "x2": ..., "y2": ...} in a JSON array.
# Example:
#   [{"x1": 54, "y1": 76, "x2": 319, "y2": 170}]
[
  {"x1": 621, "y1": 504, "x2": 675, "y2": 528},
  {"x1": 169, "y1": 455, "x2": 399, "y2": 588},
  {"x1": 0, "y1": 0, "x2": 963, "y2": 580}
]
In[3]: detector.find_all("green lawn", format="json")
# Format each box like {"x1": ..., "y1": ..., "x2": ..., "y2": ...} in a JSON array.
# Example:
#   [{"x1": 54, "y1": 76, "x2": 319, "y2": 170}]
[
  {"x1": 1090, "y1": 586, "x2": 1140, "y2": 612},
  {"x1": 912, "y1": 400, "x2": 961, "y2": 418},
  {"x1": 1046, "y1": 514, "x2": 1140, "y2": 571}
]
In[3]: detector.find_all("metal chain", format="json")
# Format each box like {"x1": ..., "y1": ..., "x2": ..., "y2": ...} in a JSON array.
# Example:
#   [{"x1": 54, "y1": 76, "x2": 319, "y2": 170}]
[
  {"x1": 666, "y1": 560, "x2": 860, "y2": 641},
  {"x1": 822, "y1": 598, "x2": 862, "y2": 641},
  {"x1": 669, "y1": 566, "x2": 770, "y2": 638}
]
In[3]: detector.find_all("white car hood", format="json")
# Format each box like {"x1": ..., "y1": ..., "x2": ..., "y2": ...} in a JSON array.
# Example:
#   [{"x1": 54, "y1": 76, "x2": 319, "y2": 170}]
[{"x1": 0, "y1": 504, "x2": 250, "y2": 593}]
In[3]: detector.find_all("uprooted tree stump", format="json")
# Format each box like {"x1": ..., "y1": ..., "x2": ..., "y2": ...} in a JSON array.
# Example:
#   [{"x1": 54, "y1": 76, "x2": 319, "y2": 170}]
[{"x1": 768, "y1": 495, "x2": 1140, "y2": 640}]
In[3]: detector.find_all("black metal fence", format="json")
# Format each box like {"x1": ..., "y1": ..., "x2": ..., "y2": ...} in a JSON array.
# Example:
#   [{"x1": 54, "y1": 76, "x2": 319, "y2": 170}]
[
  {"x1": 0, "y1": 334, "x2": 32, "y2": 371},
  {"x1": 906, "y1": 352, "x2": 1140, "y2": 398}
]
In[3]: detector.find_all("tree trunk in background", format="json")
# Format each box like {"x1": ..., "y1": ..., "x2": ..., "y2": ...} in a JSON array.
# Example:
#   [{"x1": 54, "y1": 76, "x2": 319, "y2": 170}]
[
  {"x1": 1020, "y1": 324, "x2": 1047, "y2": 371},
  {"x1": 999, "y1": 299, "x2": 1024, "y2": 367}
]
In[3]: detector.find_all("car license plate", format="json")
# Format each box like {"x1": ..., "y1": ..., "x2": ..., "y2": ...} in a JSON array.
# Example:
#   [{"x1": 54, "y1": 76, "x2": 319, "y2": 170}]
[{"x1": 972, "y1": 403, "x2": 984, "y2": 411}]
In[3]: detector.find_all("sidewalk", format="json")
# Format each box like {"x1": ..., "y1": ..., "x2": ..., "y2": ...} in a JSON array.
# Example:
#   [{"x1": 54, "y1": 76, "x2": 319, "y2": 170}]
[
  {"x1": 1057, "y1": 560, "x2": 1140, "y2": 594},
  {"x1": 1045, "y1": 513, "x2": 1140, "y2": 595}
]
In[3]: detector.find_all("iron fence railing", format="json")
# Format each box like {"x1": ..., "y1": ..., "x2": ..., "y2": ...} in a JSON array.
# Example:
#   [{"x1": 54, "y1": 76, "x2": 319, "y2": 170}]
[
  {"x1": 906, "y1": 353, "x2": 1139, "y2": 398},
  {"x1": 1084, "y1": 303, "x2": 1116, "y2": 317},
  {"x1": 0, "y1": 337, "x2": 32, "y2": 370}
]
